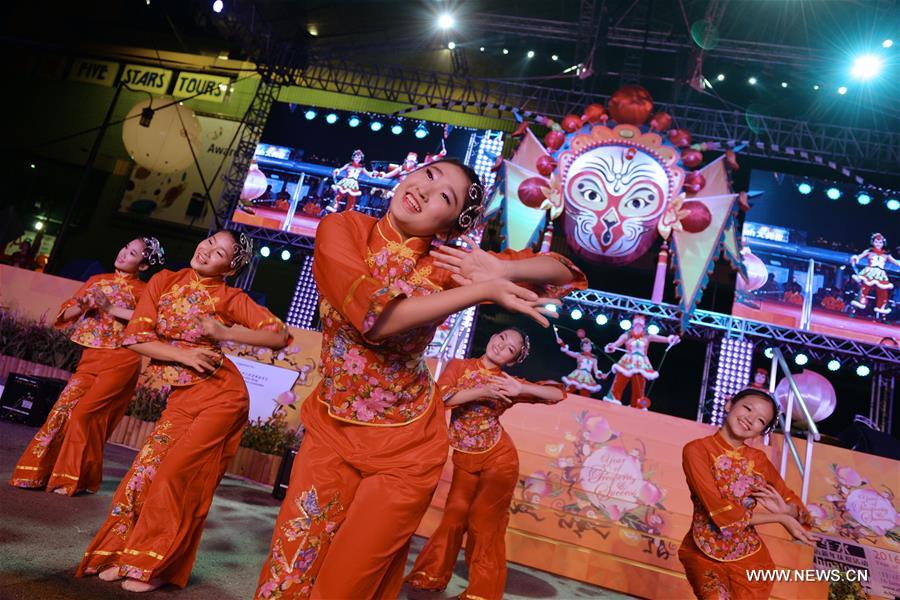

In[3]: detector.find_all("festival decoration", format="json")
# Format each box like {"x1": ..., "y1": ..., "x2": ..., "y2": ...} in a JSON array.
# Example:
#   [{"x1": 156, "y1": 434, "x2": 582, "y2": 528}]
[
  {"x1": 554, "y1": 327, "x2": 607, "y2": 395},
  {"x1": 850, "y1": 233, "x2": 898, "y2": 316},
  {"x1": 122, "y1": 97, "x2": 201, "y2": 173},
  {"x1": 603, "y1": 315, "x2": 679, "y2": 407},
  {"x1": 240, "y1": 161, "x2": 268, "y2": 201},
  {"x1": 774, "y1": 369, "x2": 837, "y2": 424}
]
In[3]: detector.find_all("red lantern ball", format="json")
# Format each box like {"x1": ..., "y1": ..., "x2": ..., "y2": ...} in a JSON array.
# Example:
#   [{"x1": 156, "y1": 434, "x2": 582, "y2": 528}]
[
  {"x1": 536, "y1": 155, "x2": 557, "y2": 176},
  {"x1": 544, "y1": 130, "x2": 566, "y2": 151},
  {"x1": 517, "y1": 177, "x2": 549, "y2": 208},
  {"x1": 680, "y1": 148, "x2": 703, "y2": 168},
  {"x1": 561, "y1": 114, "x2": 582, "y2": 133},
  {"x1": 607, "y1": 85, "x2": 654, "y2": 126},
  {"x1": 683, "y1": 171, "x2": 706, "y2": 194},
  {"x1": 582, "y1": 103, "x2": 607, "y2": 125},
  {"x1": 634, "y1": 396, "x2": 651, "y2": 410},
  {"x1": 668, "y1": 129, "x2": 692, "y2": 148},
  {"x1": 649, "y1": 111, "x2": 672, "y2": 132},
  {"x1": 680, "y1": 200, "x2": 712, "y2": 232}
]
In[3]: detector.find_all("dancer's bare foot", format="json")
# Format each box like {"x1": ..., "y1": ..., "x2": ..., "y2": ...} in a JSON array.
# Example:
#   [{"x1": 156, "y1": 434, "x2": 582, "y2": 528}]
[
  {"x1": 122, "y1": 578, "x2": 164, "y2": 593},
  {"x1": 98, "y1": 567, "x2": 123, "y2": 582}
]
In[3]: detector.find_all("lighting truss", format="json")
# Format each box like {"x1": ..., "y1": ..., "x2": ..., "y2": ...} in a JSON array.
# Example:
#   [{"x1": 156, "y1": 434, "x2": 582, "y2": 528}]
[
  {"x1": 286, "y1": 253, "x2": 318, "y2": 330},
  {"x1": 709, "y1": 338, "x2": 754, "y2": 425}
]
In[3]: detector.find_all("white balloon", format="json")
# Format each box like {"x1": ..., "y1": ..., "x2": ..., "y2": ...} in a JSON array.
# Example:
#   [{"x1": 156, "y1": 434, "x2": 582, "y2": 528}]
[
  {"x1": 774, "y1": 369, "x2": 837, "y2": 424},
  {"x1": 122, "y1": 97, "x2": 201, "y2": 173}
]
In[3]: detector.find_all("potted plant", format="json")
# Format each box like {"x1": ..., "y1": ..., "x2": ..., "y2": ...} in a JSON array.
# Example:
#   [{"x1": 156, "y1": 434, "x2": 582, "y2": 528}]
[
  {"x1": 109, "y1": 384, "x2": 168, "y2": 449},
  {"x1": 0, "y1": 311, "x2": 81, "y2": 383},
  {"x1": 227, "y1": 413, "x2": 301, "y2": 486}
]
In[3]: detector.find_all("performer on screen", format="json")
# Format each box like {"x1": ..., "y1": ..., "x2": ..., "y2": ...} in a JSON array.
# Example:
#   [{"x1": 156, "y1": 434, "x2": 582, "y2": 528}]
[
  {"x1": 850, "y1": 232, "x2": 898, "y2": 316},
  {"x1": 603, "y1": 314, "x2": 679, "y2": 406},
  {"x1": 678, "y1": 388, "x2": 816, "y2": 599},
  {"x1": 10, "y1": 237, "x2": 164, "y2": 496},
  {"x1": 328, "y1": 149, "x2": 377, "y2": 213},
  {"x1": 379, "y1": 140, "x2": 448, "y2": 199},
  {"x1": 555, "y1": 328, "x2": 607, "y2": 395},
  {"x1": 77, "y1": 230, "x2": 290, "y2": 592},
  {"x1": 405, "y1": 327, "x2": 565, "y2": 600},
  {"x1": 255, "y1": 158, "x2": 586, "y2": 599}
]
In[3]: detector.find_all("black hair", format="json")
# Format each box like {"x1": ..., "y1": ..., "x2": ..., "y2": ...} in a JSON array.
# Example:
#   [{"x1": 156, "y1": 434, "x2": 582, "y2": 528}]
[
  {"x1": 428, "y1": 157, "x2": 485, "y2": 239},
  {"x1": 497, "y1": 326, "x2": 531, "y2": 365},
  {"x1": 728, "y1": 388, "x2": 780, "y2": 434},
  {"x1": 215, "y1": 229, "x2": 253, "y2": 275}
]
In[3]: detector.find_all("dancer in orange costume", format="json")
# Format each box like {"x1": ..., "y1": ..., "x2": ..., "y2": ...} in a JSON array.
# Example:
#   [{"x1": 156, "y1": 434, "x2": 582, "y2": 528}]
[
  {"x1": 76, "y1": 230, "x2": 289, "y2": 593},
  {"x1": 9, "y1": 237, "x2": 164, "y2": 496},
  {"x1": 406, "y1": 328, "x2": 565, "y2": 600},
  {"x1": 256, "y1": 158, "x2": 586, "y2": 599},
  {"x1": 678, "y1": 389, "x2": 817, "y2": 599}
]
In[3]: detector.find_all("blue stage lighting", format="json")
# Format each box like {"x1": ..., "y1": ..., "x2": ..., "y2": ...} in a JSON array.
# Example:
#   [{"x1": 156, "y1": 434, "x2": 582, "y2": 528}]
[
  {"x1": 827, "y1": 359, "x2": 841, "y2": 371},
  {"x1": 325, "y1": 113, "x2": 338, "y2": 124},
  {"x1": 619, "y1": 319, "x2": 632, "y2": 331},
  {"x1": 794, "y1": 353, "x2": 809, "y2": 366},
  {"x1": 764, "y1": 347, "x2": 775, "y2": 359},
  {"x1": 391, "y1": 124, "x2": 403, "y2": 135},
  {"x1": 797, "y1": 182, "x2": 813, "y2": 195},
  {"x1": 595, "y1": 314, "x2": 608, "y2": 326},
  {"x1": 280, "y1": 249, "x2": 291, "y2": 261},
  {"x1": 370, "y1": 120, "x2": 383, "y2": 132},
  {"x1": 851, "y1": 54, "x2": 883, "y2": 80},
  {"x1": 856, "y1": 364, "x2": 871, "y2": 377},
  {"x1": 544, "y1": 303, "x2": 558, "y2": 314},
  {"x1": 259, "y1": 246, "x2": 270, "y2": 258},
  {"x1": 647, "y1": 324, "x2": 661, "y2": 335},
  {"x1": 414, "y1": 124, "x2": 428, "y2": 139},
  {"x1": 570, "y1": 308, "x2": 583, "y2": 320},
  {"x1": 826, "y1": 187, "x2": 842, "y2": 200},
  {"x1": 886, "y1": 198, "x2": 900, "y2": 211},
  {"x1": 856, "y1": 192, "x2": 872, "y2": 205},
  {"x1": 348, "y1": 115, "x2": 360, "y2": 127},
  {"x1": 304, "y1": 109, "x2": 316, "y2": 120}
]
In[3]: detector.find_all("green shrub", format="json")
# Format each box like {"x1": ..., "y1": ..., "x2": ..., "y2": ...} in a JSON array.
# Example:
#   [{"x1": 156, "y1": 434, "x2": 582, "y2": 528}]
[
  {"x1": 240, "y1": 413, "x2": 303, "y2": 455},
  {"x1": 0, "y1": 311, "x2": 82, "y2": 371},
  {"x1": 125, "y1": 385, "x2": 169, "y2": 422}
]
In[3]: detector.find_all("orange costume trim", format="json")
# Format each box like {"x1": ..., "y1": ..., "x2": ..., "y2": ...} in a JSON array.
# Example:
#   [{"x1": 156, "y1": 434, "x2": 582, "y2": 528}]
[
  {"x1": 9, "y1": 271, "x2": 145, "y2": 495},
  {"x1": 76, "y1": 268, "x2": 288, "y2": 588},
  {"x1": 677, "y1": 432, "x2": 812, "y2": 599},
  {"x1": 256, "y1": 212, "x2": 585, "y2": 599},
  {"x1": 406, "y1": 358, "x2": 563, "y2": 600}
]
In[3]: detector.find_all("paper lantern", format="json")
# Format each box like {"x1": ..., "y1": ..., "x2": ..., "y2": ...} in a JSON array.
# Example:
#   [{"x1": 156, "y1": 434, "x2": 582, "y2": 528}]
[
  {"x1": 774, "y1": 369, "x2": 836, "y2": 424},
  {"x1": 241, "y1": 162, "x2": 268, "y2": 201},
  {"x1": 122, "y1": 97, "x2": 201, "y2": 173},
  {"x1": 736, "y1": 248, "x2": 768, "y2": 292}
]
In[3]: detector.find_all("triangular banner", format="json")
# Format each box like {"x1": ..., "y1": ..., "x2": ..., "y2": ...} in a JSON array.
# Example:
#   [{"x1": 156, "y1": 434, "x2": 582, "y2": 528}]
[
  {"x1": 503, "y1": 160, "x2": 547, "y2": 250},
  {"x1": 509, "y1": 128, "x2": 550, "y2": 172}
]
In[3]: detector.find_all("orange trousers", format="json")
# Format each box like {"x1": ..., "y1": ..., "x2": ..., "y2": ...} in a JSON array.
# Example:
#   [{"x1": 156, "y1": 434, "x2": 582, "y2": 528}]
[
  {"x1": 406, "y1": 431, "x2": 519, "y2": 600},
  {"x1": 9, "y1": 347, "x2": 141, "y2": 495},
  {"x1": 76, "y1": 360, "x2": 249, "y2": 588},
  {"x1": 255, "y1": 389, "x2": 449, "y2": 599},
  {"x1": 678, "y1": 532, "x2": 775, "y2": 599},
  {"x1": 610, "y1": 373, "x2": 646, "y2": 405}
]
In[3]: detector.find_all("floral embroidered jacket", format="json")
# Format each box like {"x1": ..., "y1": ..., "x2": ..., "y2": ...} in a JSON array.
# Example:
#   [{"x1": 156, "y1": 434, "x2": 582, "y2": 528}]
[
  {"x1": 312, "y1": 211, "x2": 586, "y2": 427},
  {"x1": 683, "y1": 432, "x2": 812, "y2": 562},
  {"x1": 55, "y1": 271, "x2": 146, "y2": 349},
  {"x1": 122, "y1": 268, "x2": 287, "y2": 387}
]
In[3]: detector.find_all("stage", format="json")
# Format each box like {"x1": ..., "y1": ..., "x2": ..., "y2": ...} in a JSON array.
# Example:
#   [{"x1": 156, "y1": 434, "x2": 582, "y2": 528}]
[{"x1": 0, "y1": 421, "x2": 631, "y2": 600}]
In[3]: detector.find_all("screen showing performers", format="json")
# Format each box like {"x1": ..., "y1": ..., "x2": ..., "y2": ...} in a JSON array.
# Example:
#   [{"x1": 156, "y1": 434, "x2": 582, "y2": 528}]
[
  {"x1": 230, "y1": 104, "x2": 503, "y2": 239},
  {"x1": 732, "y1": 170, "x2": 899, "y2": 346}
]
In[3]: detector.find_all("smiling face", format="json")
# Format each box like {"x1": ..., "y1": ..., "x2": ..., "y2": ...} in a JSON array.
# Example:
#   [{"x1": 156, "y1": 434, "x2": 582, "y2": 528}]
[
  {"x1": 114, "y1": 239, "x2": 149, "y2": 273},
  {"x1": 485, "y1": 329, "x2": 526, "y2": 367},
  {"x1": 190, "y1": 231, "x2": 237, "y2": 277},
  {"x1": 388, "y1": 161, "x2": 471, "y2": 238},
  {"x1": 724, "y1": 393, "x2": 776, "y2": 441},
  {"x1": 563, "y1": 144, "x2": 669, "y2": 265}
]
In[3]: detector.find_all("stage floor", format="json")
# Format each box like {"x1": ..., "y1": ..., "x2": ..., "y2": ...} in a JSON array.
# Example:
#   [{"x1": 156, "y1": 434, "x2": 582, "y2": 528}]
[{"x1": 0, "y1": 421, "x2": 633, "y2": 600}]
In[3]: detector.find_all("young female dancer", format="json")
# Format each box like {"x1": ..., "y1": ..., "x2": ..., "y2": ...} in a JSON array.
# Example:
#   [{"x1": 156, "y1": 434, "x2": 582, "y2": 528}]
[
  {"x1": 678, "y1": 388, "x2": 816, "y2": 599},
  {"x1": 76, "y1": 230, "x2": 290, "y2": 592},
  {"x1": 256, "y1": 158, "x2": 586, "y2": 599},
  {"x1": 406, "y1": 327, "x2": 565, "y2": 600},
  {"x1": 10, "y1": 237, "x2": 164, "y2": 496}
]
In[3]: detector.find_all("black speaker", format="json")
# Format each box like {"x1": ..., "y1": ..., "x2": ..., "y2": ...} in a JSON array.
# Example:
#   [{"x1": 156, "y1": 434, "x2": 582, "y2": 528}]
[
  {"x1": 838, "y1": 417, "x2": 900, "y2": 461},
  {"x1": 185, "y1": 192, "x2": 206, "y2": 218},
  {"x1": 0, "y1": 373, "x2": 67, "y2": 426},
  {"x1": 272, "y1": 444, "x2": 298, "y2": 500}
]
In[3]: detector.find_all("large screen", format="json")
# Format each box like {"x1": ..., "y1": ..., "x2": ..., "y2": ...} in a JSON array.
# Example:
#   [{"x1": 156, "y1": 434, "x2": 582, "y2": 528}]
[
  {"x1": 231, "y1": 103, "x2": 504, "y2": 237},
  {"x1": 732, "y1": 171, "x2": 899, "y2": 346}
]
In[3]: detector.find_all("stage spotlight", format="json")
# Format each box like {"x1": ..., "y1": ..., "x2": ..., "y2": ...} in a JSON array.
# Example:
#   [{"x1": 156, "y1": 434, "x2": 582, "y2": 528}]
[
  {"x1": 716, "y1": 73, "x2": 725, "y2": 81},
  {"x1": 748, "y1": 77, "x2": 757, "y2": 85},
  {"x1": 34, "y1": 221, "x2": 44, "y2": 231},
  {"x1": 595, "y1": 314, "x2": 609, "y2": 326},
  {"x1": 437, "y1": 13, "x2": 454, "y2": 29},
  {"x1": 781, "y1": 81, "x2": 788, "y2": 88},
  {"x1": 544, "y1": 303, "x2": 558, "y2": 314},
  {"x1": 325, "y1": 113, "x2": 338, "y2": 125},
  {"x1": 838, "y1": 86, "x2": 848, "y2": 95},
  {"x1": 280, "y1": 249, "x2": 291, "y2": 261},
  {"x1": 813, "y1": 84, "x2": 820, "y2": 90},
  {"x1": 856, "y1": 364, "x2": 871, "y2": 377},
  {"x1": 552, "y1": 54, "x2": 559, "y2": 61},
  {"x1": 502, "y1": 48, "x2": 509, "y2": 55},
  {"x1": 414, "y1": 124, "x2": 428, "y2": 139},
  {"x1": 856, "y1": 192, "x2": 872, "y2": 205},
  {"x1": 827, "y1": 359, "x2": 841, "y2": 371},
  {"x1": 260, "y1": 246, "x2": 270, "y2": 258},
  {"x1": 391, "y1": 123, "x2": 403, "y2": 135},
  {"x1": 884, "y1": 39, "x2": 894, "y2": 48},
  {"x1": 348, "y1": 115, "x2": 360, "y2": 127},
  {"x1": 29, "y1": 163, "x2": 36, "y2": 169},
  {"x1": 647, "y1": 324, "x2": 661, "y2": 335},
  {"x1": 794, "y1": 352, "x2": 809, "y2": 366},
  {"x1": 886, "y1": 198, "x2": 900, "y2": 211},
  {"x1": 304, "y1": 109, "x2": 316, "y2": 120},
  {"x1": 370, "y1": 120, "x2": 383, "y2": 132},
  {"x1": 797, "y1": 182, "x2": 813, "y2": 195},
  {"x1": 570, "y1": 308, "x2": 583, "y2": 320},
  {"x1": 851, "y1": 54, "x2": 883, "y2": 80},
  {"x1": 527, "y1": 50, "x2": 535, "y2": 58},
  {"x1": 619, "y1": 319, "x2": 632, "y2": 331},
  {"x1": 479, "y1": 46, "x2": 485, "y2": 52},
  {"x1": 447, "y1": 41, "x2": 456, "y2": 50},
  {"x1": 212, "y1": 0, "x2": 223, "y2": 13},
  {"x1": 764, "y1": 347, "x2": 775, "y2": 359},
  {"x1": 826, "y1": 187, "x2": 842, "y2": 200}
]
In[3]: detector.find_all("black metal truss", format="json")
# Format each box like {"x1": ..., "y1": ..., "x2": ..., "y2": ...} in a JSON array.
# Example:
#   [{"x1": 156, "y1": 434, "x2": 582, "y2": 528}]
[
  {"x1": 290, "y1": 60, "x2": 898, "y2": 176},
  {"x1": 227, "y1": 223, "x2": 317, "y2": 252},
  {"x1": 563, "y1": 289, "x2": 900, "y2": 365}
]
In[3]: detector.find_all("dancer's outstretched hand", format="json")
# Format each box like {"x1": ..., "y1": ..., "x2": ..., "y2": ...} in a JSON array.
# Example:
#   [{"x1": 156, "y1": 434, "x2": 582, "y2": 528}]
[
  {"x1": 488, "y1": 281, "x2": 559, "y2": 328},
  {"x1": 430, "y1": 235, "x2": 507, "y2": 286}
]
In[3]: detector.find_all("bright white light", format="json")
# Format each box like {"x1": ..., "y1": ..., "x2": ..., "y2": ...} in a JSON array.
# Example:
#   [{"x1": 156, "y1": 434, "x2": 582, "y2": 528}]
[
  {"x1": 797, "y1": 182, "x2": 813, "y2": 195},
  {"x1": 502, "y1": 48, "x2": 509, "y2": 55},
  {"x1": 29, "y1": 163, "x2": 36, "y2": 169},
  {"x1": 260, "y1": 246, "x2": 270, "y2": 258},
  {"x1": 781, "y1": 81, "x2": 788, "y2": 88},
  {"x1": 34, "y1": 221, "x2": 44, "y2": 231},
  {"x1": 851, "y1": 54, "x2": 883, "y2": 80},
  {"x1": 348, "y1": 115, "x2": 360, "y2": 127},
  {"x1": 212, "y1": 0, "x2": 223, "y2": 13},
  {"x1": 391, "y1": 124, "x2": 403, "y2": 135},
  {"x1": 794, "y1": 353, "x2": 809, "y2": 366},
  {"x1": 647, "y1": 324, "x2": 660, "y2": 335},
  {"x1": 414, "y1": 124, "x2": 428, "y2": 139},
  {"x1": 826, "y1": 187, "x2": 842, "y2": 200},
  {"x1": 307, "y1": 25, "x2": 319, "y2": 37},
  {"x1": 437, "y1": 13, "x2": 454, "y2": 29},
  {"x1": 716, "y1": 73, "x2": 725, "y2": 81},
  {"x1": 838, "y1": 86, "x2": 848, "y2": 95},
  {"x1": 813, "y1": 84, "x2": 820, "y2": 90},
  {"x1": 479, "y1": 46, "x2": 485, "y2": 52},
  {"x1": 552, "y1": 54, "x2": 559, "y2": 61},
  {"x1": 748, "y1": 77, "x2": 757, "y2": 85},
  {"x1": 883, "y1": 39, "x2": 894, "y2": 48},
  {"x1": 304, "y1": 109, "x2": 316, "y2": 120},
  {"x1": 280, "y1": 249, "x2": 291, "y2": 261},
  {"x1": 856, "y1": 364, "x2": 871, "y2": 377},
  {"x1": 856, "y1": 192, "x2": 872, "y2": 205},
  {"x1": 527, "y1": 50, "x2": 535, "y2": 58},
  {"x1": 886, "y1": 198, "x2": 900, "y2": 211},
  {"x1": 218, "y1": 83, "x2": 228, "y2": 91},
  {"x1": 447, "y1": 41, "x2": 456, "y2": 50},
  {"x1": 764, "y1": 347, "x2": 775, "y2": 359},
  {"x1": 619, "y1": 319, "x2": 632, "y2": 331},
  {"x1": 544, "y1": 303, "x2": 558, "y2": 313},
  {"x1": 595, "y1": 314, "x2": 608, "y2": 326},
  {"x1": 325, "y1": 113, "x2": 338, "y2": 124},
  {"x1": 827, "y1": 359, "x2": 841, "y2": 371},
  {"x1": 370, "y1": 121, "x2": 383, "y2": 132}
]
